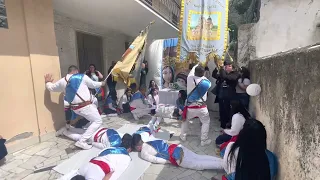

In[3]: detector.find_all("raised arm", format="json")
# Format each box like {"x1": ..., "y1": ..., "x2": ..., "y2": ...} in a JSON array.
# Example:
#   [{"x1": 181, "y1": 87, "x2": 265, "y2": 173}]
[
  {"x1": 96, "y1": 71, "x2": 104, "y2": 79},
  {"x1": 188, "y1": 64, "x2": 198, "y2": 77},
  {"x1": 45, "y1": 74, "x2": 66, "y2": 92},
  {"x1": 83, "y1": 75, "x2": 104, "y2": 89},
  {"x1": 212, "y1": 68, "x2": 219, "y2": 79}
]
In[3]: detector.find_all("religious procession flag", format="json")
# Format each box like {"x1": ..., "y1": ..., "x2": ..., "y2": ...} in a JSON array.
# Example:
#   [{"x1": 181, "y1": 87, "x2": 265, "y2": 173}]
[
  {"x1": 177, "y1": 0, "x2": 229, "y2": 66},
  {"x1": 111, "y1": 22, "x2": 153, "y2": 86}
]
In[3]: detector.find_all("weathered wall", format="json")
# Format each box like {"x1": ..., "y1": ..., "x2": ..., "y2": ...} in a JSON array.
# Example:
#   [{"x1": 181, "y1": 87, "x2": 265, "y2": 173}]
[
  {"x1": 54, "y1": 12, "x2": 132, "y2": 76},
  {"x1": 237, "y1": 23, "x2": 257, "y2": 67},
  {"x1": 0, "y1": 0, "x2": 63, "y2": 152},
  {"x1": 237, "y1": 0, "x2": 320, "y2": 64},
  {"x1": 254, "y1": 0, "x2": 320, "y2": 58},
  {"x1": 249, "y1": 44, "x2": 320, "y2": 180}
]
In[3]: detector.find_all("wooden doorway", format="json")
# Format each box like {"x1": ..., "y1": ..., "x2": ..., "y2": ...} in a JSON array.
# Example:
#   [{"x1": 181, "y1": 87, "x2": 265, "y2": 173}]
[{"x1": 76, "y1": 32, "x2": 104, "y2": 73}]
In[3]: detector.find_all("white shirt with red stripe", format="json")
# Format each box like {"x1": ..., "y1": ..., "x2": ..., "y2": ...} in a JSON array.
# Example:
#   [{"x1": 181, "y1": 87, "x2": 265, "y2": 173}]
[
  {"x1": 89, "y1": 127, "x2": 124, "y2": 149},
  {"x1": 46, "y1": 74, "x2": 102, "y2": 104},
  {"x1": 187, "y1": 64, "x2": 209, "y2": 106},
  {"x1": 77, "y1": 153, "x2": 131, "y2": 180}
]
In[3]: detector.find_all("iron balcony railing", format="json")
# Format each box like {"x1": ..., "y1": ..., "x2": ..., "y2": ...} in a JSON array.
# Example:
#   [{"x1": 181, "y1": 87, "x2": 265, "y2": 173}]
[{"x1": 139, "y1": 0, "x2": 181, "y2": 28}]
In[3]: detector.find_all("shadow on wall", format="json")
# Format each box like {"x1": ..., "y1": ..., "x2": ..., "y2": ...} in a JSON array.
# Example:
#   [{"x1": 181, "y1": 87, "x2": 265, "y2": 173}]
[
  {"x1": 249, "y1": 43, "x2": 320, "y2": 180},
  {"x1": 44, "y1": 90, "x2": 65, "y2": 131}
]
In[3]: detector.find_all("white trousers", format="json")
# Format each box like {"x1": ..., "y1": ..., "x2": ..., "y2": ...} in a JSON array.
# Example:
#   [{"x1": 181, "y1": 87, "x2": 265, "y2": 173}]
[
  {"x1": 181, "y1": 107, "x2": 210, "y2": 141},
  {"x1": 92, "y1": 96, "x2": 99, "y2": 108},
  {"x1": 131, "y1": 108, "x2": 152, "y2": 119},
  {"x1": 63, "y1": 127, "x2": 108, "y2": 149},
  {"x1": 149, "y1": 116, "x2": 163, "y2": 128},
  {"x1": 180, "y1": 146, "x2": 223, "y2": 170},
  {"x1": 130, "y1": 99, "x2": 152, "y2": 119},
  {"x1": 73, "y1": 104, "x2": 102, "y2": 143},
  {"x1": 63, "y1": 127, "x2": 86, "y2": 141},
  {"x1": 78, "y1": 162, "x2": 105, "y2": 180}
]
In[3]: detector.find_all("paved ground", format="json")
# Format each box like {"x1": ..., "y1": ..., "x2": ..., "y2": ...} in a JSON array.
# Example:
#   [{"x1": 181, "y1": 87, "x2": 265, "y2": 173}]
[{"x1": 0, "y1": 112, "x2": 224, "y2": 180}]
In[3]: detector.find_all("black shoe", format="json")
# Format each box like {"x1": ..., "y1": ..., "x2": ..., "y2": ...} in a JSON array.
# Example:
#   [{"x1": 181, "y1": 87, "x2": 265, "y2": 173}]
[{"x1": 170, "y1": 133, "x2": 174, "y2": 139}]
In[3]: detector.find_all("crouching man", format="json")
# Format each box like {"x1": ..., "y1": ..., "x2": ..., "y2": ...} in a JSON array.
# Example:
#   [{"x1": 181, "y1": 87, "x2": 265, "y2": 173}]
[
  {"x1": 131, "y1": 134, "x2": 223, "y2": 171},
  {"x1": 67, "y1": 134, "x2": 133, "y2": 180}
]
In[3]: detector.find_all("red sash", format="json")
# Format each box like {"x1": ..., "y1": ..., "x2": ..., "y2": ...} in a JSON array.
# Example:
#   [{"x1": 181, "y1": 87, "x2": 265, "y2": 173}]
[
  {"x1": 93, "y1": 128, "x2": 108, "y2": 142},
  {"x1": 130, "y1": 106, "x2": 136, "y2": 111},
  {"x1": 220, "y1": 136, "x2": 238, "y2": 151},
  {"x1": 168, "y1": 144, "x2": 179, "y2": 166},
  {"x1": 71, "y1": 102, "x2": 92, "y2": 110},
  {"x1": 182, "y1": 105, "x2": 207, "y2": 120},
  {"x1": 222, "y1": 175, "x2": 228, "y2": 180},
  {"x1": 90, "y1": 159, "x2": 111, "y2": 175}
]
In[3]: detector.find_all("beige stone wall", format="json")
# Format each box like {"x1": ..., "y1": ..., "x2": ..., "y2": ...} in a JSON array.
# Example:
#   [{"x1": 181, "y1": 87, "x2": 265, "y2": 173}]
[
  {"x1": 249, "y1": 44, "x2": 320, "y2": 180},
  {"x1": 0, "y1": 0, "x2": 63, "y2": 152}
]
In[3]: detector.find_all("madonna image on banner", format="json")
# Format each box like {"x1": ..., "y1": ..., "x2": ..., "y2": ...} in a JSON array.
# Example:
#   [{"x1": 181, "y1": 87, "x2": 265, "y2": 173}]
[{"x1": 161, "y1": 38, "x2": 188, "y2": 90}]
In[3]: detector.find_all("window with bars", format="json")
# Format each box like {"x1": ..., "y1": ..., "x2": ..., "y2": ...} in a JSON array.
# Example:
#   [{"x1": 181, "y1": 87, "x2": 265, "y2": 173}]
[
  {"x1": 0, "y1": 0, "x2": 8, "y2": 29},
  {"x1": 145, "y1": 0, "x2": 152, "y2": 6},
  {"x1": 172, "y1": 13, "x2": 178, "y2": 26}
]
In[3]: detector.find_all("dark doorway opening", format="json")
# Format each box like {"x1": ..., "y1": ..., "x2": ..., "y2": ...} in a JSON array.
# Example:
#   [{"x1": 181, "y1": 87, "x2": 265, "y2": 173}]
[{"x1": 76, "y1": 32, "x2": 104, "y2": 73}]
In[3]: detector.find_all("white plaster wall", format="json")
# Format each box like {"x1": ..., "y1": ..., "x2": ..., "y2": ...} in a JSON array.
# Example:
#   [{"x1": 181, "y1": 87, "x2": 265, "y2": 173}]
[
  {"x1": 54, "y1": 12, "x2": 132, "y2": 76},
  {"x1": 253, "y1": 0, "x2": 320, "y2": 58}
]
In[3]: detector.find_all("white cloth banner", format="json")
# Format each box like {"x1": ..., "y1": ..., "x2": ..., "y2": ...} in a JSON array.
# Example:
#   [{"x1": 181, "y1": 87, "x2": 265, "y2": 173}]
[{"x1": 146, "y1": 39, "x2": 163, "y2": 88}]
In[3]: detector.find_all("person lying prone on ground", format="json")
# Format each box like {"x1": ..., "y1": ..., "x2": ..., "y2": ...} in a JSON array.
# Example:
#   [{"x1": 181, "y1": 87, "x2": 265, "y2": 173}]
[
  {"x1": 131, "y1": 134, "x2": 223, "y2": 171},
  {"x1": 66, "y1": 134, "x2": 133, "y2": 180},
  {"x1": 56, "y1": 126, "x2": 124, "y2": 149}
]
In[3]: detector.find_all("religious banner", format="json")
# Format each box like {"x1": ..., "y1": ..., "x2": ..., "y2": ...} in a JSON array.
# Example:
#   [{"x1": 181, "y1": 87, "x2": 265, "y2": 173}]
[
  {"x1": 111, "y1": 22, "x2": 153, "y2": 86},
  {"x1": 178, "y1": 0, "x2": 229, "y2": 66},
  {"x1": 161, "y1": 38, "x2": 188, "y2": 90}
]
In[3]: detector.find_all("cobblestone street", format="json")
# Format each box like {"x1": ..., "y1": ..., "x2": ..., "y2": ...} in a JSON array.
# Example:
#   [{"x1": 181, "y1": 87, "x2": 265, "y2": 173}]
[{"x1": 0, "y1": 112, "x2": 224, "y2": 180}]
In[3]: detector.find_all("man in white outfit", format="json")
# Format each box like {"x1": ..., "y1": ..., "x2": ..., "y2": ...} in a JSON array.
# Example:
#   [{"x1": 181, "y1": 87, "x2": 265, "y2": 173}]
[
  {"x1": 45, "y1": 65, "x2": 105, "y2": 149},
  {"x1": 131, "y1": 134, "x2": 223, "y2": 171},
  {"x1": 180, "y1": 64, "x2": 212, "y2": 146},
  {"x1": 56, "y1": 126, "x2": 124, "y2": 149},
  {"x1": 63, "y1": 134, "x2": 133, "y2": 180}
]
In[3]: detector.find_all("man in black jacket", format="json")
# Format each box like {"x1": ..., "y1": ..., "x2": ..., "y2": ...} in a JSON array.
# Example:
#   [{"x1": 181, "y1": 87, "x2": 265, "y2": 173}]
[{"x1": 212, "y1": 60, "x2": 240, "y2": 128}]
